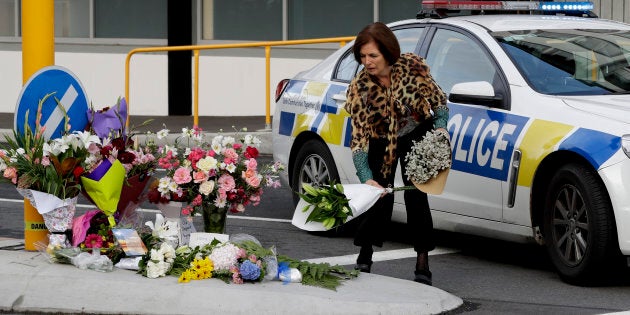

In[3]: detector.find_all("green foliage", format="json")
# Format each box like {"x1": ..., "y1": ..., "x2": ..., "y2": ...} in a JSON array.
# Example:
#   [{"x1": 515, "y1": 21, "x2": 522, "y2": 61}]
[
  {"x1": 277, "y1": 255, "x2": 359, "y2": 291},
  {"x1": 297, "y1": 181, "x2": 353, "y2": 230}
]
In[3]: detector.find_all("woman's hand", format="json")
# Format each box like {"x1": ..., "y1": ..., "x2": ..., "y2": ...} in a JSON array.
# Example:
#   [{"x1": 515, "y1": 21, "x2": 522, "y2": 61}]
[
  {"x1": 436, "y1": 128, "x2": 450, "y2": 142},
  {"x1": 365, "y1": 179, "x2": 387, "y2": 198}
]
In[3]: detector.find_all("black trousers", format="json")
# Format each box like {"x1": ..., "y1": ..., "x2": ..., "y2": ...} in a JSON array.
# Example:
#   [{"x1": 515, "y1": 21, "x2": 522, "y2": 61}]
[{"x1": 353, "y1": 121, "x2": 436, "y2": 253}]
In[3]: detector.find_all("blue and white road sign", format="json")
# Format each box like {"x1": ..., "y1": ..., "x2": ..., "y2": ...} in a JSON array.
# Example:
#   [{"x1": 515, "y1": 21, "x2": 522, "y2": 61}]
[{"x1": 15, "y1": 65, "x2": 89, "y2": 140}]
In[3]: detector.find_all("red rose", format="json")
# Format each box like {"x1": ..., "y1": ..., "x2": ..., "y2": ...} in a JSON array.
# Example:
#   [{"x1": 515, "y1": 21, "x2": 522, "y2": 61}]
[{"x1": 245, "y1": 146, "x2": 259, "y2": 159}]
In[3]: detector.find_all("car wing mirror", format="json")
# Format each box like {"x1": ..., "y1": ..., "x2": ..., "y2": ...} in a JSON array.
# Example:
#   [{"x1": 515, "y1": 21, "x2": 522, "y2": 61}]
[{"x1": 448, "y1": 81, "x2": 503, "y2": 107}]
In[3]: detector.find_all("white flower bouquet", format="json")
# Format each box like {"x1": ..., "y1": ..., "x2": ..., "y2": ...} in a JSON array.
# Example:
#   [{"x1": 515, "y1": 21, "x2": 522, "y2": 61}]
[{"x1": 404, "y1": 129, "x2": 452, "y2": 194}]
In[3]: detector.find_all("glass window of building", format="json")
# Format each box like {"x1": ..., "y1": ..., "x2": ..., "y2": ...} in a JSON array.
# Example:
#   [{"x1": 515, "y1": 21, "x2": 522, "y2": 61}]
[
  {"x1": 94, "y1": 0, "x2": 167, "y2": 39},
  {"x1": 289, "y1": 0, "x2": 371, "y2": 39},
  {"x1": 379, "y1": 0, "x2": 421, "y2": 23},
  {"x1": 0, "y1": 0, "x2": 17, "y2": 36},
  {"x1": 203, "y1": 0, "x2": 282, "y2": 40},
  {"x1": 54, "y1": 0, "x2": 89, "y2": 38}
]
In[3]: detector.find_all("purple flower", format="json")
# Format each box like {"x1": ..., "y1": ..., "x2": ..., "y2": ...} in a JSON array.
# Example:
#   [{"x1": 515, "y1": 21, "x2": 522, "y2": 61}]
[{"x1": 239, "y1": 260, "x2": 261, "y2": 281}]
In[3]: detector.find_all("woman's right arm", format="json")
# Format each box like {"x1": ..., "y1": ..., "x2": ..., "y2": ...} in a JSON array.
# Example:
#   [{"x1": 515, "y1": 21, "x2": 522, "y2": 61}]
[{"x1": 345, "y1": 82, "x2": 373, "y2": 184}]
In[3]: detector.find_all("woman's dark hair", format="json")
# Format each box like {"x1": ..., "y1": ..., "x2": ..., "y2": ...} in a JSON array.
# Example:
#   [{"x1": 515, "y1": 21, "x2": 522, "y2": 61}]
[{"x1": 353, "y1": 22, "x2": 400, "y2": 65}]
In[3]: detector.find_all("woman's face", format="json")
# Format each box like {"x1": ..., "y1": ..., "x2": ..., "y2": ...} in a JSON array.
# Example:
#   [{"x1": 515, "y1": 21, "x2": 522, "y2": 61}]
[{"x1": 360, "y1": 41, "x2": 389, "y2": 78}]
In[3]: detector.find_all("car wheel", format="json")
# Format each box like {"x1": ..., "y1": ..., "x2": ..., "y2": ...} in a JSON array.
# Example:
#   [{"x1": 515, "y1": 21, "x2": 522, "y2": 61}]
[
  {"x1": 543, "y1": 163, "x2": 617, "y2": 285},
  {"x1": 290, "y1": 139, "x2": 340, "y2": 206}
]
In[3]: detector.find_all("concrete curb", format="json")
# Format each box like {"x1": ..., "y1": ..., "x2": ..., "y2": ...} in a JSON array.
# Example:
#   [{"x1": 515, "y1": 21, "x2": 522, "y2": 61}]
[{"x1": 0, "y1": 248, "x2": 463, "y2": 315}]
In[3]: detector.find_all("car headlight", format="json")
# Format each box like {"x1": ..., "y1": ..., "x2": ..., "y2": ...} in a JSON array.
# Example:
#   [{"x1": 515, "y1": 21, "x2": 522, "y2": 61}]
[{"x1": 623, "y1": 134, "x2": 630, "y2": 159}]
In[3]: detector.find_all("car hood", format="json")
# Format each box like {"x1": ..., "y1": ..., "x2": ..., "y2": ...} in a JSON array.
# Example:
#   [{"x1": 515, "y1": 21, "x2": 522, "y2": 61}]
[{"x1": 562, "y1": 95, "x2": 630, "y2": 125}]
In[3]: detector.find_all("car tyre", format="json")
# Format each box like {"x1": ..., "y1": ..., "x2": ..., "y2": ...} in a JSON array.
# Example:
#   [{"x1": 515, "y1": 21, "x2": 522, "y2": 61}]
[
  {"x1": 291, "y1": 139, "x2": 340, "y2": 206},
  {"x1": 543, "y1": 163, "x2": 618, "y2": 285}
]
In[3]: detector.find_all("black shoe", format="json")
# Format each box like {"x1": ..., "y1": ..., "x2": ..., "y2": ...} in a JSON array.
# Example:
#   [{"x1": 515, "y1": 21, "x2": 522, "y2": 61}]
[
  {"x1": 354, "y1": 262, "x2": 372, "y2": 273},
  {"x1": 414, "y1": 269, "x2": 432, "y2": 286}
]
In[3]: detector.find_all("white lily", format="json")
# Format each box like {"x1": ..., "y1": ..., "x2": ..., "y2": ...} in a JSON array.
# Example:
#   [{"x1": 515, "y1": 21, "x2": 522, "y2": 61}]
[{"x1": 145, "y1": 213, "x2": 179, "y2": 240}]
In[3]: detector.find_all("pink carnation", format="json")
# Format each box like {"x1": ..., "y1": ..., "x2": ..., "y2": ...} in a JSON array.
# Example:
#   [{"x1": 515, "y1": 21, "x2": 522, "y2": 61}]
[
  {"x1": 223, "y1": 148, "x2": 239, "y2": 163},
  {"x1": 218, "y1": 174, "x2": 236, "y2": 191},
  {"x1": 173, "y1": 167, "x2": 192, "y2": 185}
]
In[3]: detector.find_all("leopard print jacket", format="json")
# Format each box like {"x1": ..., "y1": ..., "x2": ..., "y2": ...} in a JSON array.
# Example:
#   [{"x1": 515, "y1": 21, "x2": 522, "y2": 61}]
[{"x1": 344, "y1": 53, "x2": 448, "y2": 179}]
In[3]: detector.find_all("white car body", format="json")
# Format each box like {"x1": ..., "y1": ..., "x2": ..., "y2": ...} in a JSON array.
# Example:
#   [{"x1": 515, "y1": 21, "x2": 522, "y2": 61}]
[{"x1": 273, "y1": 11, "x2": 630, "y2": 283}]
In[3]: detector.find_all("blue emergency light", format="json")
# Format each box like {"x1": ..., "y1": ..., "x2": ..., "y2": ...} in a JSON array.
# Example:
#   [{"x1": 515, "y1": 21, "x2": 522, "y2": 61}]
[{"x1": 422, "y1": 1, "x2": 595, "y2": 12}]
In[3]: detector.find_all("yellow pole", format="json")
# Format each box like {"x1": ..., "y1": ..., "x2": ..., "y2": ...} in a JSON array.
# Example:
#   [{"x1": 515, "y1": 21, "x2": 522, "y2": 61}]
[
  {"x1": 21, "y1": 0, "x2": 55, "y2": 251},
  {"x1": 22, "y1": 0, "x2": 55, "y2": 82},
  {"x1": 265, "y1": 46, "x2": 271, "y2": 130},
  {"x1": 193, "y1": 50, "x2": 200, "y2": 128}
]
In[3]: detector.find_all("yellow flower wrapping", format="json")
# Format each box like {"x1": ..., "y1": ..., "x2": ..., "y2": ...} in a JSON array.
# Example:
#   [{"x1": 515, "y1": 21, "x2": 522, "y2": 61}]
[{"x1": 81, "y1": 159, "x2": 126, "y2": 225}]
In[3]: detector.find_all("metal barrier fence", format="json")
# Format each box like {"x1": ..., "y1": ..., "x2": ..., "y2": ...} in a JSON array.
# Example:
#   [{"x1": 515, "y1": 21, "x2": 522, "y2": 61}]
[{"x1": 125, "y1": 37, "x2": 356, "y2": 129}]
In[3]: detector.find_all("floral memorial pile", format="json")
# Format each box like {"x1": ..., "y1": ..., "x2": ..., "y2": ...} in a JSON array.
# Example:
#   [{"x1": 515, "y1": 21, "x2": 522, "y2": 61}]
[{"x1": 0, "y1": 94, "x2": 358, "y2": 290}]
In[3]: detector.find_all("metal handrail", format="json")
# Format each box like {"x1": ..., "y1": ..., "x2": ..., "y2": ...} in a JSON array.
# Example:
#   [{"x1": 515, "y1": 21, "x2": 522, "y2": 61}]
[{"x1": 125, "y1": 36, "x2": 355, "y2": 130}]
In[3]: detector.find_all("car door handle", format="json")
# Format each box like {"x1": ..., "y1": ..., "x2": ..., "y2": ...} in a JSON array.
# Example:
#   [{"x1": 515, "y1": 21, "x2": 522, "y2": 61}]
[{"x1": 332, "y1": 93, "x2": 347, "y2": 104}]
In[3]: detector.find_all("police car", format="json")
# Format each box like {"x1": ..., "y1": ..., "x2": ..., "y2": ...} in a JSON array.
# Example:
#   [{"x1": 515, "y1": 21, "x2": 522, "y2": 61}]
[{"x1": 271, "y1": 1, "x2": 630, "y2": 285}]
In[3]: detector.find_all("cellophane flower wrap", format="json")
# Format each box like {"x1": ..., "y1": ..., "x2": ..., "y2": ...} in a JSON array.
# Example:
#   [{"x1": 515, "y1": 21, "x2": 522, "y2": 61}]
[
  {"x1": 82, "y1": 98, "x2": 157, "y2": 221},
  {"x1": 293, "y1": 182, "x2": 388, "y2": 231},
  {"x1": 146, "y1": 127, "x2": 283, "y2": 218},
  {"x1": 0, "y1": 93, "x2": 100, "y2": 248},
  {"x1": 404, "y1": 129, "x2": 452, "y2": 184}
]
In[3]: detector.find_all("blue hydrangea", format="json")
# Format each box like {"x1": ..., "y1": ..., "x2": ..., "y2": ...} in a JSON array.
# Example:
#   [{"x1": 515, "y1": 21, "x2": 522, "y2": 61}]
[{"x1": 239, "y1": 260, "x2": 261, "y2": 281}]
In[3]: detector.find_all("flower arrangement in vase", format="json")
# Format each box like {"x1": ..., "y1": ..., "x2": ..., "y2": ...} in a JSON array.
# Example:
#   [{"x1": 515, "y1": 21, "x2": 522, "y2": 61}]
[{"x1": 146, "y1": 126, "x2": 284, "y2": 233}]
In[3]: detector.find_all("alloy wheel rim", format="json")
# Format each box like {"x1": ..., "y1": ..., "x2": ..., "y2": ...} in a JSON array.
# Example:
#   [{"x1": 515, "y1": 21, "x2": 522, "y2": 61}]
[
  {"x1": 298, "y1": 154, "x2": 331, "y2": 190},
  {"x1": 552, "y1": 184, "x2": 589, "y2": 267}
]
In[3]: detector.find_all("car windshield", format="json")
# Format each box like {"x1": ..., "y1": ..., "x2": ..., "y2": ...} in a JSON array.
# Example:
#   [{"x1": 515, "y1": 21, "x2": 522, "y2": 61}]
[{"x1": 494, "y1": 29, "x2": 630, "y2": 95}]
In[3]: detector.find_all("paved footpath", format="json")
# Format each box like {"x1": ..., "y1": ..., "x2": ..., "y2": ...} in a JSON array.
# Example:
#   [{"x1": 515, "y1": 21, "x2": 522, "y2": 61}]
[{"x1": 0, "y1": 239, "x2": 462, "y2": 315}]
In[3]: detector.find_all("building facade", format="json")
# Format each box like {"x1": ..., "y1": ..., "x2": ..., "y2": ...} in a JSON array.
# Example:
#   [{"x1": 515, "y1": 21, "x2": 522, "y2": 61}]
[{"x1": 0, "y1": 0, "x2": 628, "y2": 117}]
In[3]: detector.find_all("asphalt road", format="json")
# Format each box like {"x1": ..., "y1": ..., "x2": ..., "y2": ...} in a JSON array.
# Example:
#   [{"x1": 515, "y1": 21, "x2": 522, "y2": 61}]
[{"x1": 2, "y1": 155, "x2": 630, "y2": 314}]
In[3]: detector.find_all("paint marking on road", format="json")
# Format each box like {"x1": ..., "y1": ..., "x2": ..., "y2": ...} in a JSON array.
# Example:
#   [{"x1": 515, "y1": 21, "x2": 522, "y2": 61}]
[
  {"x1": 304, "y1": 247, "x2": 459, "y2": 266},
  {"x1": 0, "y1": 198, "x2": 293, "y2": 223}
]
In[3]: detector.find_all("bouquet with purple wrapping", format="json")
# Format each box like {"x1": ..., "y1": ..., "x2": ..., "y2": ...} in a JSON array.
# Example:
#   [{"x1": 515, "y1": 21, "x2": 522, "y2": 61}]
[
  {"x1": 81, "y1": 158, "x2": 126, "y2": 226},
  {"x1": 87, "y1": 97, "x2": 127, "y2": 139}
]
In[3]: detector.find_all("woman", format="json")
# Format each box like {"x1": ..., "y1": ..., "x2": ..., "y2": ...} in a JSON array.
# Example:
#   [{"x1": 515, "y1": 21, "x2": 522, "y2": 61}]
[{"x1": 344, "y1": 22, "x2": 448, "y2": 286}]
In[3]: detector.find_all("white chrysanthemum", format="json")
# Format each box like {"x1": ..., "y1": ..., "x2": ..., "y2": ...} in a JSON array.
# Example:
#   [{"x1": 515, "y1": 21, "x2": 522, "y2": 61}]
[
  {"x1": 196, "y1": 156, "x2": 218, "y2": 172},
  {"x1": 146, "y1": 260, "x2": 170, "y2": 278},
  {"x1": 150, "y1": 248, "x2": 164, "y2": 262},
  {"x1": 214, "y1": 197, "x2": 227, "y2": 209},
  {"x1": 159, "y1": 242, "x2": 176, "y2": 263},
  {"x1": 208, "y1": 242, "x2": 240, "y2": 271},
  {"x1": 225, "y1": 163, "x2": 236, "y2": 173},
  {"x1": 211, "y1": 142, "x2": 222, "y2": 154}
]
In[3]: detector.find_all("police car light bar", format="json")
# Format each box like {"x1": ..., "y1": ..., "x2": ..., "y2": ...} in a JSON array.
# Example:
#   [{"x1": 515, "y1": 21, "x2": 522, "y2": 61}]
[{"x1": 422, "y1": 1, "x2": 594, "y2": 12}]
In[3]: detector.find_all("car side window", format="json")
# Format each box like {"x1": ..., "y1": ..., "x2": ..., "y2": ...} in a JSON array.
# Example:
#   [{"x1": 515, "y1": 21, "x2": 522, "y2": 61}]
[
  {"x1": 334, "y1": 50, "x2": 359, "y2": 82},
  {"x1": 395, "y1": 27, "x2": 425, "y2": 54},
  {"x1": 333, "y1": 26, "x2": 425, "y2": 82},
  {"x1": 426, "y1": 29, "x2": 497, "y2": 98}
]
